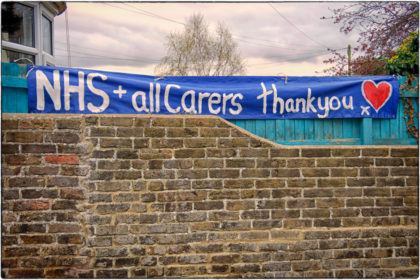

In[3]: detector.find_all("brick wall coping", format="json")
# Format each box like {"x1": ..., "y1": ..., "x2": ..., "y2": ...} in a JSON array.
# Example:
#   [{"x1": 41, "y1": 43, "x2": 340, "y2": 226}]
[{"x1": 2, "y1": 113, "x2": 417, "y2": 149}]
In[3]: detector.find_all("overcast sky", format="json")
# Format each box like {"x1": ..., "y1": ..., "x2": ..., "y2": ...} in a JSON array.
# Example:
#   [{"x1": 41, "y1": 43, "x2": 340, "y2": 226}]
[{"x1": 54, "y1": 2, "x2": 359, "y2": 76}]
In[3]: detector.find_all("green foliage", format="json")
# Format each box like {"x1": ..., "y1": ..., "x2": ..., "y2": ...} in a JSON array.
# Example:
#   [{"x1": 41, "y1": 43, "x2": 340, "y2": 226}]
[
  {"x1": 385, "y1": 31, "x2": 419, "y2": 76},
  {"x1": 386, "y1": 31, "x2": 419, "y2": 141}
]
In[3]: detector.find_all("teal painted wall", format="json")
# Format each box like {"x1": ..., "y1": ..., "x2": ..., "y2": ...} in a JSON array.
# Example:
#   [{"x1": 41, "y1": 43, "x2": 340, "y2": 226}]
[{"x1": 1, "y1": 62, "x2": 418, "y2": 145}]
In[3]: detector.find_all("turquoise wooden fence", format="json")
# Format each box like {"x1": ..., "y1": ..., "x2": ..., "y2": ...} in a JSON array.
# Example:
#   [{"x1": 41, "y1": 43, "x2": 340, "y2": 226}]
[
  {"x1": 2, "y1": 62, "x2": 418, "y2": 145},
  {"x1": 2, "y1": 63, "x2": 28, "y2": 113},
  {"x1": 231, "y1": 77, "x2": 418, "y2": 145}
]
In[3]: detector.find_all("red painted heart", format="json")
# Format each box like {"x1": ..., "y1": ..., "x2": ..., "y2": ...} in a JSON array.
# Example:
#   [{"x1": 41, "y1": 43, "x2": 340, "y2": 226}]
[{"x1": 361, "y1": 80, "x2": 392, "y2": 112}]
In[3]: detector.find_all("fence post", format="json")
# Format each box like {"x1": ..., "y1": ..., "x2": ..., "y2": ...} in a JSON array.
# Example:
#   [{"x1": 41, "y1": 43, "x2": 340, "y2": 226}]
[{"x1": 361, "y1": 118, "x2": 373, "y2": 145}]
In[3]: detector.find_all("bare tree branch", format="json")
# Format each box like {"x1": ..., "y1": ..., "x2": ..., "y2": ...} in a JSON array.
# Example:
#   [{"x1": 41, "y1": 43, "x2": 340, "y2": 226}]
[
  {"x1": 322, "y1": 2, "x2": 418, "y2": 75},
  {"x1": 155, "y1": 13, "x2": 246, "y2": 76}
]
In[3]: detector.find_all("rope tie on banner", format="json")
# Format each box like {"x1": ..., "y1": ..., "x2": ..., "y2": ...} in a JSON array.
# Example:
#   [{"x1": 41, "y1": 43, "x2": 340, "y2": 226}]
[
  {"x1": 390, "y1": 74, "x2": 404, "y2": 84},
  {"x1": 14, "y1": 57, "x2": 34, "y2": 65},
  {"x1": 277, "y1": 73, "x2": 288, "y2": 85},
  {"x1": 13, "y1": 58, "x2": 38, "y2": 78},
  {"x1": 25, "y1": 66, "x2": 39, "y2": 78},
  {"x1": 25, "y1": 67, "x2": 39, "y2": 78},
  {"x1": 154, "y1": 77, "x2": 166, "y2": 81}
]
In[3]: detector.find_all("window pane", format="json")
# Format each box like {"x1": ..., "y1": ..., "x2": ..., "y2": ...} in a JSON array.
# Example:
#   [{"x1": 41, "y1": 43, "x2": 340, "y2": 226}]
[
  {"x1": 2, "y1": 49, "x2": 35, "y2": 64},
  {"x1": 42, "y1": 15, "x2": 52, "y2": 54},
  {"x1": 1, "y1": 3, "x2": 34, "y2": 47}
]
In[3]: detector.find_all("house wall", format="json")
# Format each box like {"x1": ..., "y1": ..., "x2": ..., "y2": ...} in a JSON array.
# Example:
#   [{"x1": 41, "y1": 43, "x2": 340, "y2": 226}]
[{"x1": 1, "y1": 114, "x2": 418, "y2": 278}]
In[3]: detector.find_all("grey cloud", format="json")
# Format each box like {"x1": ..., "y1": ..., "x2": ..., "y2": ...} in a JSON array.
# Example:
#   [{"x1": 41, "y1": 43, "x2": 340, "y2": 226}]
[{"x1": 53, "y1": 2, "x2": 357, "y2": 75}]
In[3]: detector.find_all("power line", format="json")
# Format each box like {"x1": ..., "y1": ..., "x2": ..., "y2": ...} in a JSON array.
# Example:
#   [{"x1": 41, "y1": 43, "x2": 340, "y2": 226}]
[
  {"x1": 268, "y1": 3, "x2": 330, "y2": 50},
  {"x1": 102, "y1": 3, "x2": 145, "y2": 15},
  {"x1": 126, "y1": 2, "x2": 328, "y2": 51},
  {"x1": 55, "y1": 43, "x2": 336, "y2": 69},
  {"x1": 55, "y1": 54, "x2": 157, "y2": 63},
  {"x1": 102, "y1": 3, "x2": 152, "y2": 18},
  {"x1": 108, "y1": 3, "x2": 330, "y2": 54},
  {"x1": 58, "y1": 3, "x2": 341, "y2": 71},
  {"x1": 103, "y1": 3, "x2": 184, "y2": 26},
  {"x1": 266, "y1": 47, "x2": 347, "y2": 60},
  {"x1": 246, "y1": 47, "x2": 346, "y2": 66},
  {"x1": 55, "y1": 41, "x2": 161, "y2": 62},
  {"x1": 55, "y1": 49, "x2": 159, "y2": 63},
  {"x1": 234, "y1": 37, "x2": 324, "y2": 52},
  {"x1": 233, "y1": 34, "x2": 318, "y2": 49},
  {"x1": 248, "y1": 50, "x2": 333, "y2": 67},
  {"x1": 235, "y1": 34, "x2": 296, "y2": 46},
  {"x1": 56, "y1": 41, "x2": 114, "y2": 55},
  {"x1": 123, "y1": 3, "x2": 185, "y2": 26}
]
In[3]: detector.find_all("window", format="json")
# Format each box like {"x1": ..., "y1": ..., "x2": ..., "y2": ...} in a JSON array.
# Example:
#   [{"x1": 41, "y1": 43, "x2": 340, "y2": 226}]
[
  {"x1": 1, "y1": 2, "x2": 34, "y2": 47},
  {"x1": 2, "y1": 49, "x2": 35, "y2": 64},
  {"x1": 1, "y1": 2, "x2": 63, "y2": 65},
  {"x1": 42, "y1": 15, "x2": 52, "y2": 54}
]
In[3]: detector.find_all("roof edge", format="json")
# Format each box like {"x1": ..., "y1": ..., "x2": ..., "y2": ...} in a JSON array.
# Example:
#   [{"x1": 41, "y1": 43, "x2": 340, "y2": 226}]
[{"x1": 54, "y1": 2, "x2": 67, "y2": 15}]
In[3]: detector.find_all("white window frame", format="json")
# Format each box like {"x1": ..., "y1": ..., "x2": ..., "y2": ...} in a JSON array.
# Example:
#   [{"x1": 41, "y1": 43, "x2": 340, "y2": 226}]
[
  {"x1": 1, "y1": 2, "x2": 58, "y2": 66},
  {"x1": 40, "y1": 4, "x2": 55, "y2": 65}
]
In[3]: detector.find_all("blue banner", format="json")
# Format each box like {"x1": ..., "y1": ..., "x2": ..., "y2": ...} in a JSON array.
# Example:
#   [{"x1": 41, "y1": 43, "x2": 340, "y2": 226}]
[{"x1": 27, "y1": 65, "x2": 399, "y2": 119}]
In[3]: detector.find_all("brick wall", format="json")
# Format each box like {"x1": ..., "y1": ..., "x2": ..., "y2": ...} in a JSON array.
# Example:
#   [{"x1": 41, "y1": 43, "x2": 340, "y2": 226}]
[{"x1": 1, "y1": 114, "x2": 418, "y2": 278}]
